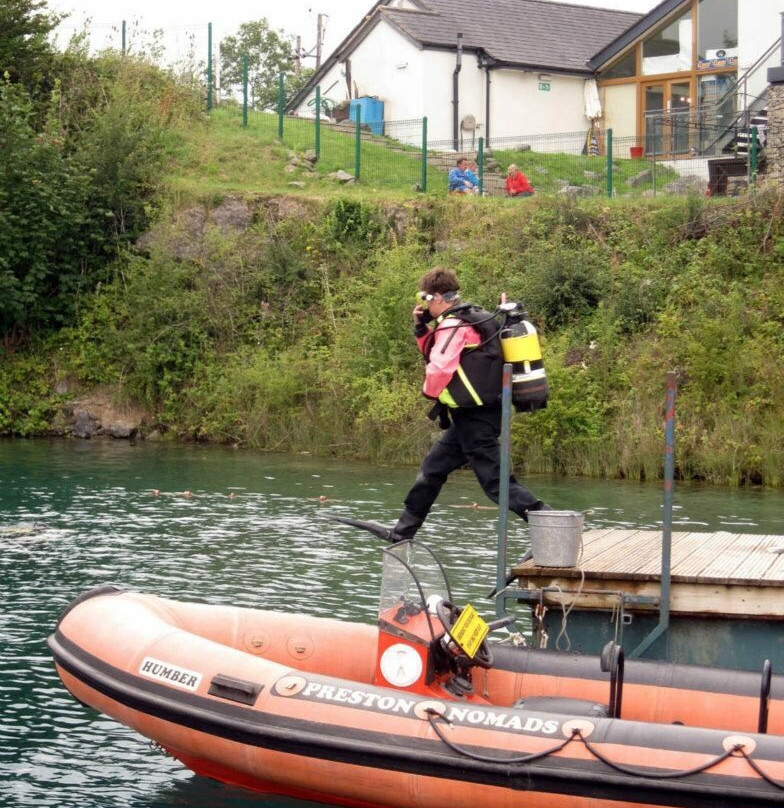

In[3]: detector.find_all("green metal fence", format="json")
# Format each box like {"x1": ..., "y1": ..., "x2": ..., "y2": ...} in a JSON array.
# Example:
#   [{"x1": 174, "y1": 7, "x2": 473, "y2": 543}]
[{"x1": 48, "y1": 23, "x2": 765, "y2": 200}]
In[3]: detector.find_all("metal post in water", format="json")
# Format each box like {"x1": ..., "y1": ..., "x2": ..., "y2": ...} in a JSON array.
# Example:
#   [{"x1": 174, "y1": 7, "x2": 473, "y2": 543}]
[
  {"x1": 631, "y1": 371, "x2": 676, "y2": 658},
  {"x1": 495, "y1": 363, "x2": 513, "y2": 621}
]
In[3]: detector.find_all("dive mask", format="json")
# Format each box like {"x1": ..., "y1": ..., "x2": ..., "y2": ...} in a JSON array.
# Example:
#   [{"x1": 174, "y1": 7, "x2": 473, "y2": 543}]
[{"x1": 416, "y1": 291, "x2": 435, "y2": 307}]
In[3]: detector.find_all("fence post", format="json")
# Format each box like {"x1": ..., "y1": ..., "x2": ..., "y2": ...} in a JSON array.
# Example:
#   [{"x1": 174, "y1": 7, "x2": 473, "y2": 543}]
[
  {"x1": 749, "y1": 125, "x2": 759, "y2": 187},
  {"x1": 355, "y1": 105, "x2": 362, "y2": 180},
  {"x1": 478, "y1": 136, "x2": 484, "y2": 196},
  {"x1": 206, "y1": 22, "x2": 213, "y2": 112},
  {"x1": 421, "y1": 116, "x2": 428, "y2": 192},
  {"x1": 315, "y1": 85, "x2": 321, "y2": 158},
  {"x1": 278, "y1": 73, "x2": 285, "y2": 139},
  {"x1": 242, "y1": 55, "x2": 248, "y2": 127},
  {"x1": 652, "y1": 119, "x2": 657, "y2": 196},
  {"x1": 121, "y1": 20, "x2": 126, "y2": 56},
  {"x1": 606, "y1": 128, "x2": 613, "y2": 198}
]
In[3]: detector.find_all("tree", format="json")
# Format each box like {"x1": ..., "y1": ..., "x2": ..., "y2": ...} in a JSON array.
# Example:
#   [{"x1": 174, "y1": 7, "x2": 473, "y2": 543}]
[
  {"x1": 0, "y1": 80, "x2": 94, "y2": 339},
  {"x1": 0, "y1": 0, "x2": 61, "y2": 92},
  {"x1": 220, "y1": 20, "x2": 300, "y2": 111}
]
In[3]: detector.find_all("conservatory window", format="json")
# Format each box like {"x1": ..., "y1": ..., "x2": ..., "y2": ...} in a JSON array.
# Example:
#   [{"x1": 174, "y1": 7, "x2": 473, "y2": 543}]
[
  {"x1": 600, "y1": 48, "x2": 636, "y2": 80},
  {"x1": 642, "y1": 9, "x2": 693, "y2": 75},
  {"x1": 697, "y1": 0, "x2": 738, "y2": 68}
]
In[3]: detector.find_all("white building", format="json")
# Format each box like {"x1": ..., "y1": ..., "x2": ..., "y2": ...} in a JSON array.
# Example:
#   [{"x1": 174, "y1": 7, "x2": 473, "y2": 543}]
[
  {"x1": 289, "y1": 0, "x2": 640, "y2": 148},
  {"x1": 289, "y1": 0, "x2": 783, "y2": 157},
  {"x1": 592, "y1": 0, "x2": 783, "y2": 154}
]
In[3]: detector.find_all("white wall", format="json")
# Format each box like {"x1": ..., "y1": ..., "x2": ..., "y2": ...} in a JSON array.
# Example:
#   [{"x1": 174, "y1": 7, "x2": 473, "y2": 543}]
[
  {"x1": 601, "y1": 83, "x2": 637, "y2": 142},
  {"x1": 489, "y1": 70, "x2": 589, "y2": 152},
  {"x1": 293, "y1": 19, "x2": 425, "y2": 122},
  {"x1": 419, "y1": 50, "x2": 486, "y2": 146},
  {"x1": 739, "y1": 0, "x2": 784, "y2": 99}
]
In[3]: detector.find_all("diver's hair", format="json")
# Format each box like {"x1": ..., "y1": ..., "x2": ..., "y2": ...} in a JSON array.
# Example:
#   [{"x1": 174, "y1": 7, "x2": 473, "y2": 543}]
[{"x1": 419, "y1": 267, "x2": 460, "y2": 296}]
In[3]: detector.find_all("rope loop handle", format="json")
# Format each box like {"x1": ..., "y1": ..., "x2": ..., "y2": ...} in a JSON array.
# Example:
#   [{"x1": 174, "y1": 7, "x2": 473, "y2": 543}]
[{"x1": 425, "y1": 716, "x2": 783, "y2": 790}]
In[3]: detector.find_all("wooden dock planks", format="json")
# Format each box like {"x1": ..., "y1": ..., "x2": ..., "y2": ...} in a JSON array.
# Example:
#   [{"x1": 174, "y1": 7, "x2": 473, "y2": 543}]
[{"x1": 512, "y1": 529, "x2": 784, "y2": 618}]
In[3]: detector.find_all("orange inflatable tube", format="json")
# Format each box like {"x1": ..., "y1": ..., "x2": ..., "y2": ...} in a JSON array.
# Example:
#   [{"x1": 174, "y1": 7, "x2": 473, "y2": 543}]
[{"x1": 49, "y1": 585, "x2": 784, "y2": 808}]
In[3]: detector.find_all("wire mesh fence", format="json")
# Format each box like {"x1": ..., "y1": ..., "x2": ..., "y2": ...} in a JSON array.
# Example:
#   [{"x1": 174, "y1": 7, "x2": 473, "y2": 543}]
[{"x1": 45, "y1": 22, "x2": 765, "y2": 200}]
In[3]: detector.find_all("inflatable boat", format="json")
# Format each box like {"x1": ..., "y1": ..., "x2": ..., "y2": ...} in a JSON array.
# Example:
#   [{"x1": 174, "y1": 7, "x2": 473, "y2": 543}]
[{"x1": 49, "y1": 541, "x2": 784, "y2": 808}]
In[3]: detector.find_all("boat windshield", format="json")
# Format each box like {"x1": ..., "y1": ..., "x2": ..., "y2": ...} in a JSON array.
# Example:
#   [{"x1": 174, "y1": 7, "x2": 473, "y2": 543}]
[{"x1": 378, "y1": 541, "x2": 453, "y2": 626}]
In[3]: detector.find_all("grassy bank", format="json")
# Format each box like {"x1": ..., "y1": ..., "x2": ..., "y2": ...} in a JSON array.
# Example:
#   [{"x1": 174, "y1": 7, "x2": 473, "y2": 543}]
[
  {"x1": 6, "y1": 187, "x2": 783, "y2": 487},
  {"x1": 2, "y1": 51, "x2": 783, "y2": 486}
]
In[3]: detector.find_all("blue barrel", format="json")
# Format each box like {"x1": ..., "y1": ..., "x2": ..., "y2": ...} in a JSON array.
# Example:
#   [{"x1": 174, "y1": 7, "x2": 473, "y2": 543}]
[{"x1": 349, "y1": 97, "x2": 384, "y2": 136}]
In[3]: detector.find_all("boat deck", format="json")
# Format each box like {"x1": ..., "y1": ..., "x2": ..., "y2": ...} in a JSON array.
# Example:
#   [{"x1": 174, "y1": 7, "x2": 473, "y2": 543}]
[{"x1": 511, "y1": 529, "x2": 784, "y2": 618}]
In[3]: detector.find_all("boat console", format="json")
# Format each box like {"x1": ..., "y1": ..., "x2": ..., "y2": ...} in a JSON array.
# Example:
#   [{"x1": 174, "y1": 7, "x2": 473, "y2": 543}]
[{"x1": 374, "y1": 540, "x2": 512, "y2": 699}]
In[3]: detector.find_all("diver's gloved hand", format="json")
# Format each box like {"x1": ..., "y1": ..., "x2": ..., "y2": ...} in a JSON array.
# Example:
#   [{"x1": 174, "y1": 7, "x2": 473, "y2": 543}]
[{"x1": 413, "y1": 305, "x2": 433, "y2": 337}]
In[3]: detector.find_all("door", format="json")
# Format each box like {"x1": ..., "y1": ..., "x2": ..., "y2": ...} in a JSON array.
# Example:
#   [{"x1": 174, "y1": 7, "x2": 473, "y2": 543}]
[{"x1": 642, "y1": 80, "x2": 692, "y2": 156}]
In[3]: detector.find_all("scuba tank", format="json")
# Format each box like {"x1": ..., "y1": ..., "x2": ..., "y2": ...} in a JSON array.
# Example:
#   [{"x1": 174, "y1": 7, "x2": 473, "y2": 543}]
[{"x1": 498, "y1": 302, "x2": 548, "y2": 412}]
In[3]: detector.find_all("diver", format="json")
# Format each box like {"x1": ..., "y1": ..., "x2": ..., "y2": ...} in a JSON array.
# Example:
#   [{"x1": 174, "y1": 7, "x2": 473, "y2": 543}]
[{"x1": 384, "y1": 267, "x2": 550, "y2": 542}]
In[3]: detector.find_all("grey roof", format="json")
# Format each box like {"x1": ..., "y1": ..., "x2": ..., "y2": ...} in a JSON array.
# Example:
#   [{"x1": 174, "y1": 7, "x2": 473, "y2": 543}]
[
  {"x1": 288, "y1": 0, "x2": 641, "y2": 111},
  {"x1": 382, "y1": 0, "x2": 641, "y2": 73}
]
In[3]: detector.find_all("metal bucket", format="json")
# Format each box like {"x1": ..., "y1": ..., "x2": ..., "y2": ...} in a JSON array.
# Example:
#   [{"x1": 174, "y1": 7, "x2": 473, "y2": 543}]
[{"x1": 528, "y1": 510, "x2": 584, "y2": 567}]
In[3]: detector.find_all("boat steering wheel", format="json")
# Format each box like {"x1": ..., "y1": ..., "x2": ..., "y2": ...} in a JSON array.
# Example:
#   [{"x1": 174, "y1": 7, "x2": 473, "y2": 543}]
[{"x1": 435, "y1": 599, "x2": 494, "y2": 669}]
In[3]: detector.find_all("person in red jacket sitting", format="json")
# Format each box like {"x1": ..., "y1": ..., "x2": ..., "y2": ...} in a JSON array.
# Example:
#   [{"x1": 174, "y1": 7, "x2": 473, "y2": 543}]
[{"x1": 505, "y1": 164, "x2": 534, "y2": 197}]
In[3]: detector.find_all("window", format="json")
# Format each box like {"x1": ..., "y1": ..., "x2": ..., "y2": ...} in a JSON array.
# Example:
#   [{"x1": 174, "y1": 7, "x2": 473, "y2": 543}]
[
  {"x1": 600, "y1": 49, "x2": 636, "y2": 80},
  {"x1": 642, "y1": 8, "x2": 693, "y2": 75},
  {"x1": 697, "y1": 0, "x2": 738, "y2": 65}
]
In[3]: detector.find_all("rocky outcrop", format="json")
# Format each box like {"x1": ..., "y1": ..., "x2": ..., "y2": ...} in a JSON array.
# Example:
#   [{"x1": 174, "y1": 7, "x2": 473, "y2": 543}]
[
  {"x1": 664, "y1": 175, "x2": 708, "y2": 196},
  {"x1": 135, "y1": 195, "x2": 321, "y2": 259},
  {"x1": 59, "y1": 390, "x2": 147, "y2": 440}
]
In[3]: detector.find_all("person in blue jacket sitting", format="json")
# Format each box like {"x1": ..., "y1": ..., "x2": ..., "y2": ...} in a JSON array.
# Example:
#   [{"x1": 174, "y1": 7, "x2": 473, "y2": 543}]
[
  {"x1": 465, "y1": 160, "x2": 480, "y2": 194},
  {"x1": 448, "y1": 158, "x2": 474, "y2": 194}
]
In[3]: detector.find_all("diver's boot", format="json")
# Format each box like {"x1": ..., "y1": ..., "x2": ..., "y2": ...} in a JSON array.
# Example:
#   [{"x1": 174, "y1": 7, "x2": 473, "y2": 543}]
[
  {"x1": 388, "y1": 509, "x2": 424, "y2": 543},
  {"x1": 522, "y1": 501, "x2": 552, "y2": 521}
]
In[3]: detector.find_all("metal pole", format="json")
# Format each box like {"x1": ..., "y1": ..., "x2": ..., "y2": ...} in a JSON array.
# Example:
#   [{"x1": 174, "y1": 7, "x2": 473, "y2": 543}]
[
  {"x1": 355, "y1": 105, "x2": 361, "y2": 180},
  {"x1": 207, "y1": 23, "x2": 213, "y2": 112},
  {"x1": 242, "y1": 55, "x2": 248, "y2": 127},
  {"x1": 651, "y1": 118, "x2": 657, "y2": 196},
  {"x1": 278, "y1": 72, "x2": 285, "y2": 139},
  {"x1": 495, "y1": 363, "x2": 513, "y2": 621},
  {"x1": 421, "y1": 116, "x2": 427, "y2": 192},
  {"x1": 452, "y1": 33, "x2": 463, "y2": 153},
  {"x1": 477, "y1": 136, "x2": 484, "y2": 196},
  {"x1": 121, "y1": 20, "x2": 126, "y2": 56},
  {"x1": 606, "y1": 128, "x2": 613, "y2": 198},
  {"x1": 316, "y1": 14, "x2": 324, "y2": 70},
  {"x1": 631, "y1": 372, "x2": 676, "y2": 658},
  {"x1": 750, "y1": 125, "x2": 759, "y2": 186},
  {"x1": 315, "y1": 85, "x2": 321, "y2": 158}
]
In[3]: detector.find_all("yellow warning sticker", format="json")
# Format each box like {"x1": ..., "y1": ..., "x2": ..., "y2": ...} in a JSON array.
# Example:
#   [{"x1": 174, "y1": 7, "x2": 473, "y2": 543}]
[{"x1": 449, "y1": 604, "x2": 489, "y2": 659}]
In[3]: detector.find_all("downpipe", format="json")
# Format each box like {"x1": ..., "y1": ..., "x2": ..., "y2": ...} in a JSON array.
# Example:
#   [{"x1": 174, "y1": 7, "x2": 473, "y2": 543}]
[{"x1": 452, "y1": 33, "x2": 463, "y2": 152}]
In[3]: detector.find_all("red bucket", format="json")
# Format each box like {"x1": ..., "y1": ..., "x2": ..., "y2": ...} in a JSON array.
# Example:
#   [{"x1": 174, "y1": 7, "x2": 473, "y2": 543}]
[{"x1": 630, "y1": 146, "x2": 644, "y2": 159}]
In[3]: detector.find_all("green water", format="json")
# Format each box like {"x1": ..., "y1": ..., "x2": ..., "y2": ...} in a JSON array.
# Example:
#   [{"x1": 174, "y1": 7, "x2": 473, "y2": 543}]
[{"x1": 2, "y1": 438, "x2": 783, "y2": 808}]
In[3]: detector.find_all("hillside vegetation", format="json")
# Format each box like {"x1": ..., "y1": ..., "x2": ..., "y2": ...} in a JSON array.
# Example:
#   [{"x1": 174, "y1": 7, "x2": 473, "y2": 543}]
[{"x1": 2, "y1": 43, "x2": 784, "y2": 487}]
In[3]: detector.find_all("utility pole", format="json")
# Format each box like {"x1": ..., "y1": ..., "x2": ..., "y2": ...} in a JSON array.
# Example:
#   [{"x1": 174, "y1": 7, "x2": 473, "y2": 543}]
[{"x1": 316, "y1": 13, "x2": 324, "y2": 70}]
